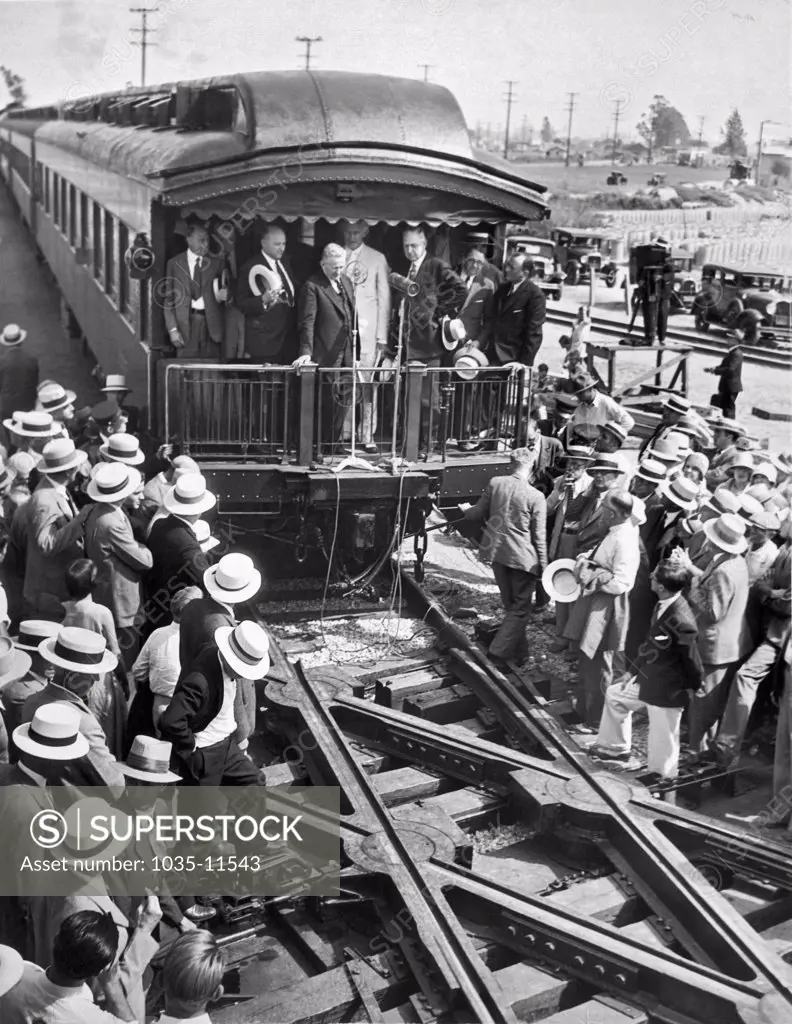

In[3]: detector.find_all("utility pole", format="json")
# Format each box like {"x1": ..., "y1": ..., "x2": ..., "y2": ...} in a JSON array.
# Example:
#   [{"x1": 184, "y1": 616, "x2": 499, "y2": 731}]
[
  {"x1": 564, "y1": 91, "x2": 578, "y2": 167},
  {"x1": 503, "y1": 80, "x2": 518, "y2": 160},
  {"x1": 130, "y1": 8, "x2": 157, "y2": 87},
  {"x1": 696, "y1": 115, "x2": 705, "y2": 148},
  {"x1": 610, "y1": 98, "x2": 623, "y2": 165},
  {"x1": 296, "y1": 36, "x2": 322, "y2": 70},
  {"x1": 417, "y1": 64, "x2": 432, "y2": 83}
]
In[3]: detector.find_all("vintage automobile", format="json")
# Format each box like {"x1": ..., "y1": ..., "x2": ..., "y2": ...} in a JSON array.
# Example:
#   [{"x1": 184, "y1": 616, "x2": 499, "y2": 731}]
[
  {"x1": 692, "y1": 264, "x2": 792, "y2": 344},
  {"x1": 503, "y1": 235, "x2": 564, "y2": 299},
  {"x1": 647, "y1": 172, "x2": 667, "y2": 187},
  {"x1": 606, "y1": 171, "x2": 627, "y2": 185},
  {"x1": 551, "y1": 228, "x2": 611, "y2": 285}
]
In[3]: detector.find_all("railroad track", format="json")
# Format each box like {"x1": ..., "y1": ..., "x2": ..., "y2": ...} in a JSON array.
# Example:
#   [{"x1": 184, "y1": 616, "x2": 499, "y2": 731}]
[
  {"x1": 546, "y1": 306, "x2": 792, "y2": 371},
  {"x1": 181, "y1": 569, "x2": 792, "y2": 1024}
]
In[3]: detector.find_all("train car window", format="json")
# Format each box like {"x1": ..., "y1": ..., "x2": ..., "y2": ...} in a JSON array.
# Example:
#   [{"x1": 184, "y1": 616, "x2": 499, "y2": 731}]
[
  {"x1": 53, "y1": 172, "x2": 60, "y2": 225},
  {"x1": 43, "y1": 167, "x2": 50, "y2": 214},
  {"x1": 118, "y1": 222, "x2": 130, "y2": 316},
  {"x1": 93, "y1": 201, "x2": 102, "y2": 280},
  {"x1": 68, "y1": 184, "x2": 76, "y2": 246},
  {"x1": 104, "y1": 212, "x2": 116, "y2": 299},
  {"x1": 80, "y1": 193, "x2": 88, "y2": 250},
  {"x1": 60, "y1": 178, "x2": 67, "y2": 236}
]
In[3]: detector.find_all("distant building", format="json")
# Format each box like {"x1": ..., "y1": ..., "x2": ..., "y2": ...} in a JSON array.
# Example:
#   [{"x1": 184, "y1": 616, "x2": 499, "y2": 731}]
[
  {"x1": 758, "y1": 146, "x2": 792, "y2": 187},
  {"x1": 544, "y1": 144, "x2": 566, "y2": 160}
]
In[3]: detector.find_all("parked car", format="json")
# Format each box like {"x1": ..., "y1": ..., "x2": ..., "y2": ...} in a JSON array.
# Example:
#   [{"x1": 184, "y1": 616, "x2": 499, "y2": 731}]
[
  {"x1": 647, "y1": 172, "x2": 667, "y2": 187},
  {"x1": 691, "y1": 263, "x2": 792, "y2": 344},
  {"x1": 551, "y1": 228, "x2": 610, "y2": 286},
  {"x1": 503, "y1": 235, "x2": 565, "y2": 300},
  {"x1": 606, "y1": 172, "x2": 627, "y2": 185}
]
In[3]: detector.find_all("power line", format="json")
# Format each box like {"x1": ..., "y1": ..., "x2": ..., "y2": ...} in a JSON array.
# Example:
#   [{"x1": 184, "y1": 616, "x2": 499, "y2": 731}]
[
  {"x1": 130, "y1": 8, "x2": 157, "y2": 87},
  {"x1": 564, "y1": 92, "x2": 578, "y2": 167},
  {"x1": 503, "y1": 80, "x2": 518, "y2": 160},
  {"x1": 296, "y1": 36, "x2": 322, "y2": 70},
  {"x1": 417, "y1": 64, "x2": 432, "y2": 83},
  {"x1": 610, "y1": 98, "x2": 624, "y2": 165}
]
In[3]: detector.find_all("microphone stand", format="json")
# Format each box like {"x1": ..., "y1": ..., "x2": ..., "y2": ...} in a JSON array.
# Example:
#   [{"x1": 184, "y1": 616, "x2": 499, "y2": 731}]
[
  {"x1": 391, "y1": 296, "x2": 407, "y2": 465},
  {"x1": 334, "y1": 273, "x2": 376, "y2": 474}
]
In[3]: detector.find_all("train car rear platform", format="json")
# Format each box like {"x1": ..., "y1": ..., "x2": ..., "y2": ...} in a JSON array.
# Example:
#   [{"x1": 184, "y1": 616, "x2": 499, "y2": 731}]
[{"x1": 0, "y1": 186, "x2": 99, "y2": 405}]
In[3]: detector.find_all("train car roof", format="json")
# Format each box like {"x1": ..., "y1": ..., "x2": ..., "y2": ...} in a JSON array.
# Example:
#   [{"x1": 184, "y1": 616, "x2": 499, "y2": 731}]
[{"x1": 9, "y1": 70, "x2": 549, "y2": 224}]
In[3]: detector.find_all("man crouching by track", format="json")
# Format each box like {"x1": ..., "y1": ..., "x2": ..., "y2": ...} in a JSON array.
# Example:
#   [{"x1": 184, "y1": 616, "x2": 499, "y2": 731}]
[{"x1": 463, "y1": 447, "x2": 547, "y2": 664}]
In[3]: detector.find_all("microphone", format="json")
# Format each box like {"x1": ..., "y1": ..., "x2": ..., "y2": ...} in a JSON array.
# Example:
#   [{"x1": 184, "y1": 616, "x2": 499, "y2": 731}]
[{"x1": 389, "y1": 272, "x2": 420, "y2": 298}]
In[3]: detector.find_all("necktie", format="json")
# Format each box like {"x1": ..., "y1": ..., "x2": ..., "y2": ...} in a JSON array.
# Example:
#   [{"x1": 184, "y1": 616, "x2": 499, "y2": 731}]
[
  {"x1": 189, "y1": 255, "x2": 202, "y2": 301},
  {"x1": 408, "y1": 262, "x2": 418, "y2": 280},
  {"x1": 275, "y1": 260, "x2": 294, "y2": 305}
]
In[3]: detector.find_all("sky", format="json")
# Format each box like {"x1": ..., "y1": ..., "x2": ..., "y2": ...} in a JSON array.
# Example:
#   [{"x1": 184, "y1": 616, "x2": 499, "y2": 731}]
[{"x1": 0, "y1": 0, "x2": 789, "y2": 147}]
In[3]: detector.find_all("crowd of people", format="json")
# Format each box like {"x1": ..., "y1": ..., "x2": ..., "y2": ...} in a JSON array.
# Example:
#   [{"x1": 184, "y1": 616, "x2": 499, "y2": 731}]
[
  {"x1": 0, "y1": 345, "x2": 295, "y2": 1021},
  {"x1": 465, "y1": 386, "x2": 792, "y2": 817}
]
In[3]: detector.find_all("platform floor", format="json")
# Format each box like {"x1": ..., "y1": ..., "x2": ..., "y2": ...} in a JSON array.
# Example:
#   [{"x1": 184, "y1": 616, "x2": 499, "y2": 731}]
[{"x1": 0, "y1": 189, "x2": 100, "y2": 406}]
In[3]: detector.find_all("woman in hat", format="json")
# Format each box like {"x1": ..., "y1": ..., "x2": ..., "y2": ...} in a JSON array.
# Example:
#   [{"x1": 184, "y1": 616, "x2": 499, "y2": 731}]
[{"x1": 721, "y1": 452, "x2": 755, "y2": 496}]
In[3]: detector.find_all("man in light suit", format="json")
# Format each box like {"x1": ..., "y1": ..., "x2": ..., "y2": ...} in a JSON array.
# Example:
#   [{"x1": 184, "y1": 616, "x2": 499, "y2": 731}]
[
  {"x1": 23, "y1": 438, "x2": 90, "y2": 620},
  {"x1": 341, "y1": 220, "x2": 391, "y2": 451},
  {"x1": 294, "y1": 244, "x2": 356, "y2": 446},
  {"x1": 162, "y1": 218, "x2": 226, "y2": 358}
]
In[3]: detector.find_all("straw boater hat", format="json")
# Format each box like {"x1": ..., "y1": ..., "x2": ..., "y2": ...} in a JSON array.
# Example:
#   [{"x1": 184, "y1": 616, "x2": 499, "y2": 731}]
[
  {"x1": 440, "y1": 316, "x2": 467, "y2": 351},
  {"x1": 14, "y1": 619, "x2": 61, "y2": 652},
  {"x1": 702, "y1": 512, "x2": 748, "y2": 555},
  {"x1": 542, "y1": 559, "x2": 580, "y2": 604},
  {"x1": 601, "y1": 421, "x2": 629, "y2": 443},
  {"x1": 40, "y1": 625, "x2": 118, "y2": 675},
  {"x1": 121, "y1": 735, "x2": 181, "y2": 783},
  {"x1": 204, "y1": 553, "x2": 262, "y2": 605},
  {"x1": 737, "y1": 492, "x2": 764, "y2": 522},
  {"x1": 0, "y1": 944, "x2": 24, "y2": 997},
  {"x1": 0, "y1": 324, "x2": 26, "y2": 347},
  {"x1": 163, "y1": 473, "x2": 216, "y2": 516},
  {"x1": 452, "y1": 344, "x2": 488, "y2": 380},
  {"x1": 588, "y1": 452, "x2": 628, "y2": 475},
  {"x1": 38, "y1": 437, "x2": 88, "y2": 475},
  {"x1": 86, "y1": 462, "x2": 142, "y2": 504},
  {"x1": 215, "y1": 621, "x2": 271, "y2": 681},
  {"x1": 193, "y1": 519, "x2": 220, "y2": 553},
  {"x1": 2, "y1": 410, "x2": 59, "y2": 439},
  {"x1": 646, "y1": 438, "x2": 682, "y2": 466},
  {"x1": 635, "y1": 458, "x2": 668, "y2": 484},
  {"x1": 99, "y1": 433, "x2": 146, "y2": 466},
  {"x1": 664, "y1": 430, "x2": 692, "y2": 455},
  {"x1": 659, "y1": 475, "x2": 699, "y2": 511},
  {"x1": 14, "y1": 702, "x2": 90, "y2": 761},
  {"x1": 726, "y1": 452, "x2": 755, "y2": 474},
  {"x1": 750, "y1": 508, "x2": 781, "y2": 532},
  {"x1": 560, "y1": 444, "x2": 594, "y2": 463},
  {"x1": 0, "y1": 636, "x2": 31, "y2": 687},
  {"x1": 664, "y1": 394, "x2": 690, "y2": 416},
  {"x1": 704, "y1": 487, "x2": 741, "y2": 515},
  {"x1": 37, "y1": 382, "x2": 76, "y2": 414},
  {"x1": 707, "y1": 416, "x2": 745, "y2": 437},
  {"x1": 101, "y1": 374, "x2": 130, "y2": 396}
]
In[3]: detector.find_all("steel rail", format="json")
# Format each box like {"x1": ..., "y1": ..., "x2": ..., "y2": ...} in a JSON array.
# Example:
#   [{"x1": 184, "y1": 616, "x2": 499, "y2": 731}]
[{"x1": 545, "y1": 307, "x2": 792, "y2": 370}]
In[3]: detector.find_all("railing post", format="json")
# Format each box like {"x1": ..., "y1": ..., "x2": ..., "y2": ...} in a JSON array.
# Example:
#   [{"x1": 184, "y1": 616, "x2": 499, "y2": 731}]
[
  {"x1": 404, "y1": 363, "x2": 425, "y2": 462},
  {"x1": 298, "y1": 365, "x2": 317, "y2": 465}
]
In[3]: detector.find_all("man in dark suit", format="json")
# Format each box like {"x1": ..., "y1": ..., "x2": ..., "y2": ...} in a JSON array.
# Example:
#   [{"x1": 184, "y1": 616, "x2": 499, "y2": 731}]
[
  {"x1": 236, "y1": 223, "x2": 298, "y2": 364},
  {"x1": 705, "y1": 344, "x2": 743, "y2": 419},
  {"x1": 160, "y1": 621, "x2": 269, "y2": 785},
  {"x1": 293, "y1": 244, "x2": 356, "y2": 446},
  {"x1": 456, "y1": 247, "x2": 503, "y2": 294},
  {"x1": 162, "y1": 219, "x2": 226, "y2": 358},
  {"x1": 0, "y1": 324, "x2": 38, "y2": 451},
  {"x1": 386, "y1": 226, "x2": 466, "y2": 450},
  {"x1": 488, "y1": 256, "x2": 546, "y2": 368},
  {"x1": 589, "y1": 559, "x2": 702, "y2": 786}
]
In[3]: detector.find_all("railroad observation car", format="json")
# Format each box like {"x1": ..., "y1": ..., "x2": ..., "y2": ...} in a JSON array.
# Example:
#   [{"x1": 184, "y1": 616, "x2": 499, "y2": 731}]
[{"x1": 0, "y1": 71, "x2": 549, "y2": 578}]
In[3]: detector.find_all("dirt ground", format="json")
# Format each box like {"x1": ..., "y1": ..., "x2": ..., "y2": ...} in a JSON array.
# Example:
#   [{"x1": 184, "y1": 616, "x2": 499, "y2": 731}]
[{"x1": 513, "y1": 161, "x2": 743, "y2": 195}]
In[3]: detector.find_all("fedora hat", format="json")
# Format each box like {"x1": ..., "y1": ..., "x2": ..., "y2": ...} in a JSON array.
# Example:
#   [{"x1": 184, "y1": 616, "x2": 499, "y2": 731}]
[
  {"x1": 216, "y1": 621, "x2": 271, "y2": 681},
  {"x1": 707, "y1": 416, "x2": 745, "y2": 436},
  {"x1": 163, "y1": 473, "x2": 216, "y2": 516},
  {"x1": 40, "y1": 625, "x2": 118, "y2": 675},
  {"x1": 39, "y1": 437, "x2": 88, "y2": 475},
  {"x1": 193, "y1": 519, "x2": 220, "y2": 553},
  {"x1": 0, "y1": 944, "x2": 23, "y2": 997},
  {"x1": 750, "y1": 508, "x2": 781, "y2": 532},
  {"x1": 101, "y1": 374, "x2": 130, "y2": 394},
  {"x1": 0, "y1": 636, "x2": 31, "y2": 686},
  {"x1": 704, "y1": 487, "x2": 741, "y2": 516},
  {"x1": 453, "y1": 344, "x2": 488, "y2": 380},
  {"x1": 15, "y1": 619, "x2": 61, "y2": 652},
  {"x1": 646, "y1": 438, "x2": 681, "y2": 465},
  {"x1": 440, "y1": 316, "x2": 467, "y2": 351},
  {"x1": 702, "y1": 512, "x2": 748, "y2": 555},
  {"x1": 204, "y1": 553, "x2": 262, "y2": 605},
  {"x1": 542, "y1": 558, "x2": 580, "y2": 604},
  {"x1": 659, "y1": 474, "x2": 699, "y2": 511},
  {"x1": 37, "y1": 382, "x2": 76, "y2": 414},
  {"x1": 99, "y1": 433, "x2": 145, "y2": 466},
  {"x1": 561, "y1": 444, "x2": 594, "y2": 462},
  {"x1": 61, "y1": 796, "x2": 130, "y2": 862},
  {"x1": 554, "y1": 394, "x2": 579, "y2": 415},
  {"x1": 121, "y1": 735, "x2": 181, "y2": 783},
  {"x1": 86, "y1": 462, "x2": 142, "y2": 503},
  {"x1": 726, "y1": 452, "x2": 755, "y2": 474},
  {"x1": 589, "y1": 452, "x2": 628, "y2": 475},
  {"x1": 90, "y1": 398, "x2": 121, "y2": 426},
  {"x1": 2, "y1": 410, "x2": 59, "y2": 439},
  {"x1": 664, "y1": 394, "x2": 690, "y2": 415},
  {"x1": 752, "y1": 461, "x2": 778, "y2": 486},
  {"x1": 14, "y1": 702, "x2": 90, "y2": 761},
  {"x1": 0, "y1": 323, "x2": 26, "y2": 346},
  {"x1": 573, "y1": 373, "x2": 597, "y2": 394},
  {"x1": 635, "y1": 458, "x2": 667, "y2": 484},
  {"x1": 601, "y1": 421, "x2": 628, "y2": 442}
]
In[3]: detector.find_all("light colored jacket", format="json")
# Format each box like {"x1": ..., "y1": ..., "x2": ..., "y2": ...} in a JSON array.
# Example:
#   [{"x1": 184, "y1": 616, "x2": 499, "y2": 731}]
[
  {"x1": 688, "y1": 552, "x2": 750, "y2": 665},
  {"x1": 343, "y1": 242, "x2": 391, "y2": 365},
  {"x1": 23, "y1": 478, "x2": 84, "y2": 608},
  {"x1": 83, "y1": 503, "x2": 153, "y2": 628},
  {"x1": 465, "y1": 473, "x2": 547, "y2": 574}
]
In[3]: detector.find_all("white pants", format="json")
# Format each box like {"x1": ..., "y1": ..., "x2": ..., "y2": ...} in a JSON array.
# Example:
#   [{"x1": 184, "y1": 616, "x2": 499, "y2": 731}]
[{"x1": 596, "y1": 679, "x2": 684, "y2": 778}]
